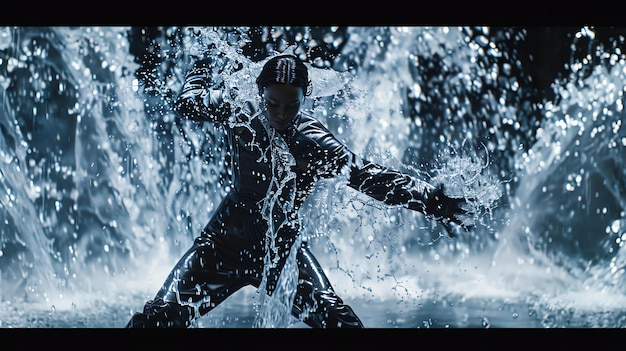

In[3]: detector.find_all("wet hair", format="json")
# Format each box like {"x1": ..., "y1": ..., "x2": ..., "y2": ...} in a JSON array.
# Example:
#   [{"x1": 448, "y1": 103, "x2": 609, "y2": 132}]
[{"x1": 256, "y1": 54, "x2": 311, "y2": 96}]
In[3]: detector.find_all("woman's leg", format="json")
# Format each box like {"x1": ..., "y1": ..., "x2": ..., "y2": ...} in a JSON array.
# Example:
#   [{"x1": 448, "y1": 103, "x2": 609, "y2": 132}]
[
  {"x1": 126, "y1": 235, "x2": 252, "y2": 328},
  {"x1": 292, "y1": 242, "x2": 364, "y2": 328}
]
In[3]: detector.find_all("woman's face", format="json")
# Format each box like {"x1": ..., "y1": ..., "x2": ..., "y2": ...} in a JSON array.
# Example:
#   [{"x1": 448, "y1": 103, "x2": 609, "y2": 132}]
[{"x1": 263, "y1": 83, "x2": 304, "y2": 131}]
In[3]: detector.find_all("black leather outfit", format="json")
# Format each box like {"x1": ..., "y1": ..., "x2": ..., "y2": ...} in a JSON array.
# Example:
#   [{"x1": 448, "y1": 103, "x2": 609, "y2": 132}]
[{"x1": 126, "y1": 65, "x2": 438, "y2": 328}]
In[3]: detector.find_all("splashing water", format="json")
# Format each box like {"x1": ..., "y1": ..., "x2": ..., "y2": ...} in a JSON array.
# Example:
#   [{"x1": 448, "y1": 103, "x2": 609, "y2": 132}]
[
  {"x1": 253, "y1": 117, "x2": 301, "y2": 328},
  {"x1": 1, "y1": 26, "x2": 626, "y2": 328},
  {"x1": 429, "y1": 141, "x2": 504, "y2": 230}
]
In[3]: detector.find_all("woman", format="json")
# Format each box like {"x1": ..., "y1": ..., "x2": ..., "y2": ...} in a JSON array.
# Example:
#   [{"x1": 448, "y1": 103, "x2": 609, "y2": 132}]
[{"x1": 126, "y1": 54, "x2": 470, "y2": 328}]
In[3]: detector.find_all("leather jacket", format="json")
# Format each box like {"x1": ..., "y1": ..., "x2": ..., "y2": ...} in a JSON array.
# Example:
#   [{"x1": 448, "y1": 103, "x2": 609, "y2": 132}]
[{"x1": 172, "y1": 65, "x2": 438, "y2": 249}]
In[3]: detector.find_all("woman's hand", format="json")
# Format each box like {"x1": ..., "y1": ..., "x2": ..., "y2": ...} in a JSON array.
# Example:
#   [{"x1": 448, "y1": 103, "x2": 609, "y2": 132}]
[{"x1": 424, "y1": 183, "x2": 473, "y2": 232}]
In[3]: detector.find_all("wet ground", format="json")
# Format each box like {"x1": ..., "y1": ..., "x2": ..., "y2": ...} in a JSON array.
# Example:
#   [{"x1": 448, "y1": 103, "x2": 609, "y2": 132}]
[{"x1": 3, "y1": 287, "x2": 619, "y2": 329}]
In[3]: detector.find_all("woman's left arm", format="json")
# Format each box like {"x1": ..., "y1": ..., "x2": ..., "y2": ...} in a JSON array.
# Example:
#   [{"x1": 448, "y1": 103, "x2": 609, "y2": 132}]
[
  {"x1": 288, "y1": 114, "x2": 470, "y2": 228},
  {"x1": 347, "y1": 157, "x2": 470, "y2": 228}
]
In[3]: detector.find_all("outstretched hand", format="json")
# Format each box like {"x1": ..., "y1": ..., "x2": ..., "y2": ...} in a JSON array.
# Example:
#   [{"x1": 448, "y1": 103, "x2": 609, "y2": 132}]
[{"x1": 425, "y1": 184, "x2": 473, "y2": 234}]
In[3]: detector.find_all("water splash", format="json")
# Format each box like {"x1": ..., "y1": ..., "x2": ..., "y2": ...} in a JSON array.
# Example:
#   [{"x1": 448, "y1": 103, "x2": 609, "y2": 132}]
[
  {"x1": 254, "y1": 117, "x2": 301, "y2": 328},
  {"x1": 2, "y1": 26, "x2": 626, "y2": 328},
  {"x1": 429, "y1": 140, "x2": 504, "y2": 229}
]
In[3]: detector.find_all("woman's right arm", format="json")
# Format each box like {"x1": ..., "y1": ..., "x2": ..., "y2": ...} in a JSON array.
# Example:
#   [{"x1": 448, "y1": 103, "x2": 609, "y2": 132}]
[{"x1": 172, "y1": 65, "x2": 232, "y2": 123}]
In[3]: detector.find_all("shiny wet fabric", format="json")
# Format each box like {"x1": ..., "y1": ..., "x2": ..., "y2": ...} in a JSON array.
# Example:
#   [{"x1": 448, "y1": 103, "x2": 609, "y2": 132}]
[
  {"x1": 126, "y1": 231, "x2": 363, "y2": 327},
  {"x1": 127, "y1": 64, "x2": 434, "y2": 329}
]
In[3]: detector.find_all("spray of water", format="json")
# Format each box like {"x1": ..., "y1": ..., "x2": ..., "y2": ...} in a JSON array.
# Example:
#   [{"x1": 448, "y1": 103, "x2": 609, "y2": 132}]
[
  {"x1": 429, "y1": 140, "x2": 504, "y2": 230},
  {"x1": 3, "y1": 26, "x2": 626, "y2": 327}
]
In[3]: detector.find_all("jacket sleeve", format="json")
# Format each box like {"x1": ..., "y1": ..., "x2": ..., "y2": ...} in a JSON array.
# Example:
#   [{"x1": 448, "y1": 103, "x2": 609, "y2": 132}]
[
  {"x1": 172, "y1": 64, "x2": 233, "y2": 123},
  {"x1": 347, "y1": 157, "x2": 436, "y2": 215},
  {"x1": 289, "y1": 115, "x2": 437, "y2": 216}
]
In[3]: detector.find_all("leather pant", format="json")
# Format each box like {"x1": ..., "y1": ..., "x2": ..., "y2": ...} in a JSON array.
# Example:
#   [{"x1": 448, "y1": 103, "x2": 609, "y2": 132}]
[{"x1": 126, "y1": 235, "x2": 364, "y2": 328}]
